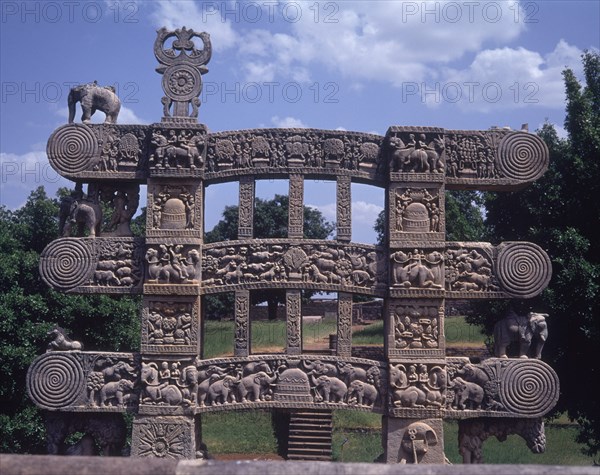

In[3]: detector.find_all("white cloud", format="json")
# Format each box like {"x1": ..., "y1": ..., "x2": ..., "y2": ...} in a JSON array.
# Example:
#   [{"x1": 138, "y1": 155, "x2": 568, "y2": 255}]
[
  {"x1": 306, "y1": 203, "x2": 336, "y2": 222},
  {"x1": 305, "y1": 200, "x2": 383, "y2": 226},
  {"x1": 149, "y1": 1, "x2": 528, "y2": 85},
  {"x1": 436, "y1": 40, "x2": 584, "y2": 111},
  {"x1": 150, "y1": 0, "x2": 237, "y2": 52},
  {"x1": 117, "y1": 107, "x2": 149, "y2": 124},
  {"x1": 0, "y1": 149, "x2": 70, "y2": 208},
  {"x1": 271, "y1": 116, "x2": 307, "y2": 128},
  {"x1": 352, "y1": 200, "x2": 384, "y2": 226}
]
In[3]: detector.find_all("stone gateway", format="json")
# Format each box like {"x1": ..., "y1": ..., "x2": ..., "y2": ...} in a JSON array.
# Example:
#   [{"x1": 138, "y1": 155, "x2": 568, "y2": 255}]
[{"x1": 27, "y1": 27, "x2": 557, "y2": 464}]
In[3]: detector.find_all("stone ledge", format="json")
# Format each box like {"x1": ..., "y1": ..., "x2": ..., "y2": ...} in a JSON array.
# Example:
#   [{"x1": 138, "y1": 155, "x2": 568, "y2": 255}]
[{"x1": 1, "y1": 455, "x2": 597, "y2": 475}]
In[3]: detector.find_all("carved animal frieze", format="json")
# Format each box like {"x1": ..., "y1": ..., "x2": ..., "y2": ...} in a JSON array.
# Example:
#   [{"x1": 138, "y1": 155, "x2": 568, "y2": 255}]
[
  {"x1": 39, "y1": 237, "x2": 144, "y2": 293},
  {"x1": 201, "y1": 240, "x2": 386, "y2": 295},
  {"x1": 389, "y1": 363, "x2": 447, "y2": 410},
  {"x1": 191, "y1": 356, "x2": 385, "y2": 412},
  {"x1": 27, "y1": 351, "x2": 138, "y2": 411},
  {"x1": 390, "y1": 249, "x2": 444, "y2": 290},
  {"x1": 446, "y1": 357, "x2": 559, "y2": 418},
  {"x1": 388, "y1": 131, "x2": 445, "y2": 174},
  {"x1": 145, "y1": 244, "x2": 201, "y2": 284},
  {"x1": 149, "y1": 128, "x2": 206, "y2": 170}
]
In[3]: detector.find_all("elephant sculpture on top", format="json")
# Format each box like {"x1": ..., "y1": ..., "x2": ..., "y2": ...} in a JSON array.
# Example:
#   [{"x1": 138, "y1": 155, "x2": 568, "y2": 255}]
[
  {"x1": 493, "y1": 310, "x2": 548, "y2": 359},
  {"x1": 68, "y1": 81, "x2": 121, "y2": 124}
]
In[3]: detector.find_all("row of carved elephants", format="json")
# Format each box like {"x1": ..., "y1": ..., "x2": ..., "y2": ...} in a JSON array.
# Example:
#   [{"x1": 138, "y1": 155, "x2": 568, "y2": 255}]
[
  {"x1": 27, "y1": 352, "x2": 558, "y2": 419},
  {"x1": 39, "y1": 237, "x2": 552, "y2": 301},
  {"x1": 47, "y1": 123, "x2": 548, "y2": 188}
]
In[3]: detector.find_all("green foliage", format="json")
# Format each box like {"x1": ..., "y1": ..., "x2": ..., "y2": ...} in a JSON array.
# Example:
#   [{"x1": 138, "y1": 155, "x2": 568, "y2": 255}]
[
  {"x1": 0, "y1": 187, "x2": 140, "y2": 454},
  {"x1": 444, "y1": 190, "x2": 486, "y2": 241},
  {"x1": 471, "y1": 51, "x2": 600, "y2": 456},
  {"x1": 205, "y1": 195, "x2": 334, "y2": 320}
]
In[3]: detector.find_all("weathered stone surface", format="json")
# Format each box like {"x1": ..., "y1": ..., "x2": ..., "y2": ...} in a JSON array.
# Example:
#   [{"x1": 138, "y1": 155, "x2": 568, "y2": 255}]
[{"x1": 29, "y1": 26, "x2": 558, "y2": 464}]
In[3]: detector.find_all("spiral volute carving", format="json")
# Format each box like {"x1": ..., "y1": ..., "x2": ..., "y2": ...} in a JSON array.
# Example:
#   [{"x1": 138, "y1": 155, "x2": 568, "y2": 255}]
[
  {"x1": 497, "y1": 132, "x2": 549, "y2": 182},
  {"x1": 39, "y1": 238, "x2": 96, "y2": 291},
  {"x1": 47, "y1": 124, "x2": 99, "y2": 175},
  {"x1": 496, "y1": 242, "x2": 552, "y2": 298},
  {"x1": 499, "y1": 360, "x2": 559, "y2": 417},
  {"x1": 27, "y1": 353, "x2": 85, "y2": 409}
]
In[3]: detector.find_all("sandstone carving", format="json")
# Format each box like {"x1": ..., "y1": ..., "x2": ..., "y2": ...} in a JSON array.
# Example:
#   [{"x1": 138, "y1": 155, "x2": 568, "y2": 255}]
[
  {"x1": 46, "y1": 327, "x2": 83, "y2": 352},
  {"x1": 68, "y1": 81, "x2": 121, "y2": 124},
  {"x1": 458, "y1": 418, "x2": 545, "y2": 464},
  {"x1": 493, "y1": 310, "x2": 548, "y2": 359},
  {"x1": 29, "y1": 26, "x2": 558, "y2": 464}
]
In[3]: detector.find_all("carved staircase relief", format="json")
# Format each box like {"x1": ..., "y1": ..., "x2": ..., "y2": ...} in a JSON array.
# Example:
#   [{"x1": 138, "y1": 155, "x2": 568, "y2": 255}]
[{"x1": 29, "y1": 26, "x2": 557, "y2": 463}]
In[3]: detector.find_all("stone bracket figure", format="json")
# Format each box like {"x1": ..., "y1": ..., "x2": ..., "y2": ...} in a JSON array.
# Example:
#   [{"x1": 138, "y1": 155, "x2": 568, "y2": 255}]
[
  {"x1": 493, "y1": 310, "x2": 548, "y2": 359},
  {"x1": 458, "y1": 418, "x2": 546, "y2": 463}
]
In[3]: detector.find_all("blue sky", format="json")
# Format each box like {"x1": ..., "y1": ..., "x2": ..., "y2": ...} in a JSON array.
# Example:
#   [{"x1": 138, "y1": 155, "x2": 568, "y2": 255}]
[{"x1": 1, "y1": 1, "x2": 598, "y2": 244}]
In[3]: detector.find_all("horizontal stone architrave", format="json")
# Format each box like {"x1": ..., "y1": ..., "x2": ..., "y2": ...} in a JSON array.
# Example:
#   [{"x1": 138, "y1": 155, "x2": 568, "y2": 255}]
[
  {"x1": 39, "y1": 237, "x2": 144, "y2": 294},
  {"x1": 46, "y1": 124, "x2": 549, "y2": 191},
  {"x1": 201, "y1": 238, "x2": 387, "y2": 296},
  {"x1": 26, "y1": 351, "x2": 138, "y2": 412},
  {"x1": 38, "y1": 237, "x2": 551, "y2": 299}
]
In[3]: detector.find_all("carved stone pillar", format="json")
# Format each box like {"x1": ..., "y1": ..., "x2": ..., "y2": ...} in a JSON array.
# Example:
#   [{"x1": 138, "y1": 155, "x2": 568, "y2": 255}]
[
  {"x1": 288, "y1": 174, "x2": 304, "y2": 239},
  {"x1": 382, "y1": 417, "x2": 445, "y2": 464},
  {"x1": 286, "y1": 290, "x2": 302, "y2": 355},
  {"x1": 336, "y1": 176, "x2": 351, "y2": 242},
  {"x1": 238, "y1": 177, "x2": 255, "y2": 239},
  {"x1": 132, "y1": 415, "x2": 203, "y2": 459},
  {"x1": 336, "y1": 292, "x2": 352, "y2": 357},
  {"x1": 234, "y1": 290, "x2": 250, "y2": 356}
]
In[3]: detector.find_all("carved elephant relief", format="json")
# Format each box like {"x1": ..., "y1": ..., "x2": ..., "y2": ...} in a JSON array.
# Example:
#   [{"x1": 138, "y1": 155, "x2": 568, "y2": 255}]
[
  {"x1": 348, "y1": 380, "x2": 378, "y2": 406},
  {"x1": 311, "y1": 374, "x2": 347, "y2": 403},
  {"x1": 208, "y1": 374, "x2": 240, "y2": 405},
  {"x1": 449, "y1": 376, "x2": 484, "y2": 410},
  {"x1": 237, "y1": 371, "x2": 277, "y2": 402}
]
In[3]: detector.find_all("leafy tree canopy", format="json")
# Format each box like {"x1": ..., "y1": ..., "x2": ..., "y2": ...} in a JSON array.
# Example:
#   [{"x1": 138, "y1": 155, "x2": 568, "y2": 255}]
[
  {"x1": 0, "y1": 187, "x2": 140, "y2": 453},
  {"x1": 471, "y1": 51, "x2": 600, "y2": 456}
]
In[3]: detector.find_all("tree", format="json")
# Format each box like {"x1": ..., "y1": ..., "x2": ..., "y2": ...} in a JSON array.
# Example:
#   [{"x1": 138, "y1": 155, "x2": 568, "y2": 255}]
[
  {"x1": 205, "y1": 194, "x2": 334, "y2": 320},
  {"x1": 471, "y1": 51, "x2": 600, "y2": 456},
  {"x1": 0, "y1": 187, "x2": 140, "y2": 453}
]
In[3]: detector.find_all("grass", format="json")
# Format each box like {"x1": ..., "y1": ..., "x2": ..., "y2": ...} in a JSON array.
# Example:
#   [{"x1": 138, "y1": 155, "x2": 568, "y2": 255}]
[
  {"x1": 352, "y1": 321, "x2": 384, "y2": 345},
  {"x1": 201, "y1": 316, "x2": 594, "y2": 464},
  {"x1": 203, "y1": 314, "x2": 489, "y2": 358},
  {"x1": 201, "y1": 410, "x2": 595, "y2": 465},
  {"x1": 204, "y1": 316, "x2": 341, "y2": 358},
  {"x1": 202, "y1": 410, "x2": 278, "y2": 454},
  {"x1": 445, "y1": 316, "x2": 488, "y2": 347}
]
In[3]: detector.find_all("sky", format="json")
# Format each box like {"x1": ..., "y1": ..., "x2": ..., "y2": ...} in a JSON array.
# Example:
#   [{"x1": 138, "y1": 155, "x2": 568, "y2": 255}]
[{"x1": 1, "y1": 0, "x2": 598, "y2": 244}]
